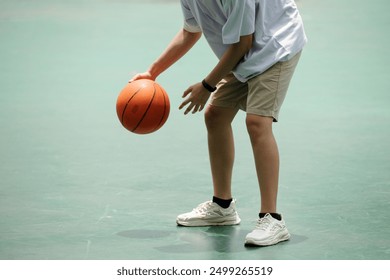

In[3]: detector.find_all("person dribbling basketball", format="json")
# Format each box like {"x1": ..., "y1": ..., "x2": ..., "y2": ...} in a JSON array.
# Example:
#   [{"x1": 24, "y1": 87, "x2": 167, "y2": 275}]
[{"x1": 130, "y1": 0, "x2": 307, "y2": 247}]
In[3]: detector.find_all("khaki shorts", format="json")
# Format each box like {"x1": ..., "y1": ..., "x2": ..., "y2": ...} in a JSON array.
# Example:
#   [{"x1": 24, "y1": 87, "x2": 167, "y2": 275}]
[{"x1": 210, "y1": 51, "x2": 301, "y2": 122}]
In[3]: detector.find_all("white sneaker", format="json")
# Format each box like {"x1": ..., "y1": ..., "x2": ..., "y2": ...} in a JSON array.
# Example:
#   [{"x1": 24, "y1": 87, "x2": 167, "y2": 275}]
[
  {"x1": 176, "y1": 200, "x2": 241, "y2": 227},
  {"x1": 245, "y1": 213, "x2": 290, "y2": 246}
]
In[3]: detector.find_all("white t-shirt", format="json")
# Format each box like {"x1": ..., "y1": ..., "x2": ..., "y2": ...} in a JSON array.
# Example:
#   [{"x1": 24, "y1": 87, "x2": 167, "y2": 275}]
[{"x1": 181, "y1": 0, "x2": 307, "y2": 82}]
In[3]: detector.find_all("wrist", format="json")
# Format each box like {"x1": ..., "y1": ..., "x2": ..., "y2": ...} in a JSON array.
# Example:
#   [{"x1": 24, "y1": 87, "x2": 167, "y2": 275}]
[
  {"x1": 148, "y1": 64, "x2": 161, "y2": 80},
  {"x1": 201, "y1": 79, "x2": 217, "y2": 92}
]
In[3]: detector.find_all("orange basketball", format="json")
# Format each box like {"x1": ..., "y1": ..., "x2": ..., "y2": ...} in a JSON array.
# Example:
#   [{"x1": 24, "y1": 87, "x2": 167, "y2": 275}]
[{"x1": 116, "y1": 79, "x2": 170, "y2": 134}]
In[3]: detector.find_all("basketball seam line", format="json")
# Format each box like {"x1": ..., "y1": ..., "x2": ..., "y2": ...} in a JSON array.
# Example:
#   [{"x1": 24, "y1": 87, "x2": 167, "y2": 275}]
[
  {"x1": 121, "y1": 86, "x2": 143, "y2": 125},
  {"x1": 133, "y1": 84, "x2": 156, "y2": 133},
  {"x1": 152, "y1": 84, "x2": 168, "y2": 131}
]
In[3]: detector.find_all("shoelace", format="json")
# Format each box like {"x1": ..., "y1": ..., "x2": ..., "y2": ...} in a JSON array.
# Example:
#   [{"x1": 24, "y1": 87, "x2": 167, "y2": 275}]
[
  {"x1": 256, "y1": 217, "x2": 271, "y2": 231},
  {"x1": 193, "y1": 201, "x2": 213, "y2": 214}
]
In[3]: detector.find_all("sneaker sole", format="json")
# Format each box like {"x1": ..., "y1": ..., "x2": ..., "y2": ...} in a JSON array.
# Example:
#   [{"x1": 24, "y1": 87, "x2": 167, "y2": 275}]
[
  {"x1": 245, "y1": 232, "x2": 290, "y2": 247},
  {"x1": 176, "y1": 217, "x2": 241, "y2": 227}
]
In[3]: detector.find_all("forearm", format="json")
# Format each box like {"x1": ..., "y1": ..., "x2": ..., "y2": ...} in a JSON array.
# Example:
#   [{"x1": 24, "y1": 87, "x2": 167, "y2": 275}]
[
  {"x1": 148, "y1": 29, "x2": 202, "y2": 79},
  {"x1": 204, "y1": 34, "x2": 253, "y2": 87}
]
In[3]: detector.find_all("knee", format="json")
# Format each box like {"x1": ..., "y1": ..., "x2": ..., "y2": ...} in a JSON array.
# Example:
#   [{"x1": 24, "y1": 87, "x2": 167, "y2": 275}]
[
  {"x1": 204, "y1": 106, "x2": 220, "y2": 131},
  {"x1": 246, "y1": 114, "x2": 273, "y2": 139},
  {"x1": 204, "y1": 106, "x2": 235, "y2": 132}
]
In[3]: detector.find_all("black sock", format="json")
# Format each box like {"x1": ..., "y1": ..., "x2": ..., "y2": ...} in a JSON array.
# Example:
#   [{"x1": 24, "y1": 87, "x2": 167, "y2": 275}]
[
  {"x1": 212, "y1": 196, "x2": 232, "y2": 209},
  {"x1": 259, "y1": 212, "x2": 282, "y2": 221}
]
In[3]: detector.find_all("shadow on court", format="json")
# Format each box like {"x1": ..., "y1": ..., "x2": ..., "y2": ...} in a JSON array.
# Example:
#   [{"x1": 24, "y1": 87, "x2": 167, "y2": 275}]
[{"x1": 117, "y1": 227, "x2": 308, "y2": 255}]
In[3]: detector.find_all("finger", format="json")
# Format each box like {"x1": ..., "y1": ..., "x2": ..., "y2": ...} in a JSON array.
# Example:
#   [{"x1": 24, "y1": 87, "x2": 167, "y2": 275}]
[
  {"x1": 128, "y1": 75, "x2": 140, "y2": 83},
  {"x1": 182, "y1": 87, "x2": 192, "y2": 98},
  {"x1": 192, "y1": 104, "x2": 202, "y2": 114},
  {"x1": 179, "y1": 99, "x2": 190, "y2": 110},
  {"x1": 184, "y1": 103, "x2": 195, "y2": 115}
]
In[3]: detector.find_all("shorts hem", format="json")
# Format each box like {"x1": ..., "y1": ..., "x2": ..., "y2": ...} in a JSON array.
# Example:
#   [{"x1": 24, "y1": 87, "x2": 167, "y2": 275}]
[
  {"x1": 246, "y1": 109, "x2": 279, "y2": 122},
  {"x1": 209, "y1": 100, "x2": 241, "y2": 110}
]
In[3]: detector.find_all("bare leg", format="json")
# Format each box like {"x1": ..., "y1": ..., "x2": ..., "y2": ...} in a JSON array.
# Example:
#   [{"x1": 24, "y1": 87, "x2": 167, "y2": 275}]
[
  {"x1": 204, "y1": 105, "x2": 239, "y2": 200},
  {"x1": 246, "y1": 114, "x2": 279, "y2": 213}
]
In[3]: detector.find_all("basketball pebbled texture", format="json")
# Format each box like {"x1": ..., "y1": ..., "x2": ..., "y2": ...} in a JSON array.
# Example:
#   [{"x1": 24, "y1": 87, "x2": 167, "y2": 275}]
[{"x1": 116, "y1": 79, "x2": 170, "y2": 134}]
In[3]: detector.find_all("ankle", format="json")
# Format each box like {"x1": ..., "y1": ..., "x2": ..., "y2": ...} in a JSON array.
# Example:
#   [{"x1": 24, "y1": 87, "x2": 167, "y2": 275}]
[
  {"x1": 213, "y1": 196, "x2": 233, "y2": 209},
  {"x1": 259, "y1": 212, "x2": 282, "y2": 221}
]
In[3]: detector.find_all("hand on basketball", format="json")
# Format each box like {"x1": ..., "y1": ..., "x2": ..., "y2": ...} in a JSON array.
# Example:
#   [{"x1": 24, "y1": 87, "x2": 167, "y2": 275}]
[
  {"x1": 179, "y1": 82, "x2": 211, "y2": 115},
  {"x1": 129, "y1": 71, "x2": 155, "y2": 83}
]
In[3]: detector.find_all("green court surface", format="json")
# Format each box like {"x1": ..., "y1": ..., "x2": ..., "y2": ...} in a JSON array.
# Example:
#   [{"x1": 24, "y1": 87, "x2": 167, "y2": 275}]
[{"x1": 0, "y1": 0, "x2": 389, "y2": 260}]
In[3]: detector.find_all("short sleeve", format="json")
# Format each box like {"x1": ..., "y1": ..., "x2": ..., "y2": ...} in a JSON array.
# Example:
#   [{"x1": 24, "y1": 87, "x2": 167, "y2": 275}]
[
  {"x1": 181, "y1": 0, "x2": 202, "y2": 33},
  {"x1": 221, "y1": 0, "x2": 255, "y2": 44}
]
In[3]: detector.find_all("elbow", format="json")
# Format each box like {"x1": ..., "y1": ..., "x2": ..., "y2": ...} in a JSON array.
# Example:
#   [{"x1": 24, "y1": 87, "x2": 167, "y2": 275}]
[
  {"x1": 243, "y1": 33, "x2": 254, "y2": 53},
  {"x1": 236, "y1": 33, "x2": 253, "y2": 56},
  {"x1": 183, "y1": 28, "x2": 202, "y2": 43}
]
